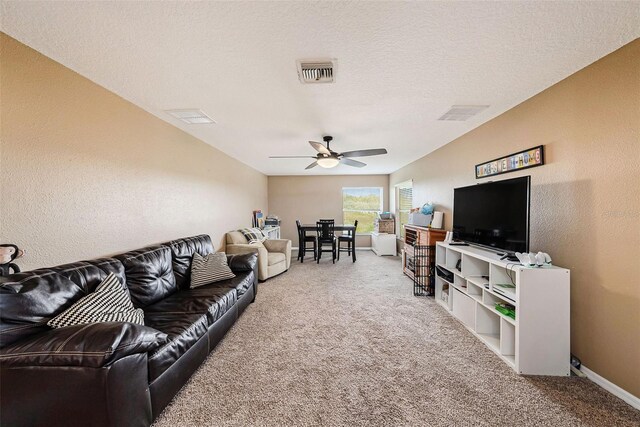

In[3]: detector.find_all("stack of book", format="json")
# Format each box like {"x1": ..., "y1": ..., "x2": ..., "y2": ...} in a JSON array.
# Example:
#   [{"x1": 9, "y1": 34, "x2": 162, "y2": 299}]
[{"x1": 252, "y1": 210, "x2": 264, "y2": 229}]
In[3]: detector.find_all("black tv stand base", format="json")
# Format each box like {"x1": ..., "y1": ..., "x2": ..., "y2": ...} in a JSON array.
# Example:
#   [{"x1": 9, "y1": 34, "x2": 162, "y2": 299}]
[{"x1": 448, "y1": 242, "x2": 469, "y2": 246}]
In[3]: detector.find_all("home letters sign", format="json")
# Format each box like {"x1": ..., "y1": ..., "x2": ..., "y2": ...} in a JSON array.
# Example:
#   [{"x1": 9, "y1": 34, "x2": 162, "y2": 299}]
[{"x1": 476, "y1": 145, "x2": 544, "y2": 179}]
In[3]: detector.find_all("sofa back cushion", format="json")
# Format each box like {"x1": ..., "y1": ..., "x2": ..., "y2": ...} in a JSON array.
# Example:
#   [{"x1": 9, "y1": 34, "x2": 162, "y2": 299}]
[
  {"x1": 0, "y1": 258, "x2": 126, "y2": 348},
  {"x1": 115, "y1": 246, "x2": 176, "y2": 308},
  {"x1": 161, "y1": 235, "x2": 214, "y2": 290}
]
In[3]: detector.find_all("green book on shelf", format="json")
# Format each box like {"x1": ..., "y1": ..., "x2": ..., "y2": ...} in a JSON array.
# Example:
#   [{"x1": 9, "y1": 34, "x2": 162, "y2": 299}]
[{"x1": 495, "y1": 303, "x2": 516, "y2": 319}]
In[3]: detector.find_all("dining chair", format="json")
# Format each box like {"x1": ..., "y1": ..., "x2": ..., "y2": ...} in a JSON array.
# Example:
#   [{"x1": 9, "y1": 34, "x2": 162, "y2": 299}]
[
  {"x1": 337, "y1": 220, "x2": 358, "y2": 262},
  {"x1": 296, "y1": 219, "x2": 316, "y2": 262},
  {"x1": 316, "y1": 219, "x2": 336, "y2": 263}
]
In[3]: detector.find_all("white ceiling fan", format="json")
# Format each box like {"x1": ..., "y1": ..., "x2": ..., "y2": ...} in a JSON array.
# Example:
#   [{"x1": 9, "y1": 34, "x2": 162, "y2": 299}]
[{"x1": 269, "y1": 136, "x2": 388, "y2": 169}]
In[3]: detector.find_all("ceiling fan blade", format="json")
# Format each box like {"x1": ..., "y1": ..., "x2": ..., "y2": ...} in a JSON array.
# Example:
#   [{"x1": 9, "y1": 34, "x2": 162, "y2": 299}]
[
  {"x1": 340, "y1": 148, "x2": 388, "y2": 158},
  {"x1": 309, "y1": 141, "x2": 331, "y2": 155},
  {"x1": 269, "y1": 156, "x2": 317, "y2": 159},
  {"x1": 340, "y1": 158, "x2": 366, "y2": 168},
  {"x1": 305, "y1": 161, "x2": 318, "y2": 170}
]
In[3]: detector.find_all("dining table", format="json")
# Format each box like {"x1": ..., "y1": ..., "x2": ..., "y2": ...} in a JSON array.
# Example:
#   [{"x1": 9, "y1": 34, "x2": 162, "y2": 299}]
[{"x1": 299, "y1": 223, "x2": 357, "y2": 262}]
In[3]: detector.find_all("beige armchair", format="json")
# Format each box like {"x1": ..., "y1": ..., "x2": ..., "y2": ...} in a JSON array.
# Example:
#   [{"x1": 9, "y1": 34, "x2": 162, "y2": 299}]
[{"x1": 225, "y1": 231, "x2": 291, "y2": 281}]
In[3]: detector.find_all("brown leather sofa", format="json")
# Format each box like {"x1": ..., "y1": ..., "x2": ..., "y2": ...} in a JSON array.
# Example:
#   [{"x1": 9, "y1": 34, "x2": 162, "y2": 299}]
[{"x1": 0, "y1": 234, "x2": 258, "y2": 427}]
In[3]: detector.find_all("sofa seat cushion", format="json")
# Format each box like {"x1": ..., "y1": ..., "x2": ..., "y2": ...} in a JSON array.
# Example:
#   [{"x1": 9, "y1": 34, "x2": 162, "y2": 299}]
[
  {"x1": 143, "y1": 287, "x2": 237, "y2": 325},
  {"x1": 204, "y1": 272, "x2": 254, "y2": 297},
  {"x1": 267, "y1": 252, "x2": 286, "y2": 266},
  {"x1": 144, "y1": 312, "x2": 209, "y2": 381},
  {"x1": 0, "y1": 322, "x2": 167, "y2": 368}
]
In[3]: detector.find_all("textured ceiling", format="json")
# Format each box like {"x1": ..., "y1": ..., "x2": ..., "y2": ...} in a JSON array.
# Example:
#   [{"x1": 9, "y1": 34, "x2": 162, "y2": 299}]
[{"x1": 1, "y1": 1, "x2": 639, "y2": 175}]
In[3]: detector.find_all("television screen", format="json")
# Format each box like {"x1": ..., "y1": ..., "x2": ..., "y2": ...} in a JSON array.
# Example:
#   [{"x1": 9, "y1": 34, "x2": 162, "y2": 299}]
[{"x1": 453, "y1": 176, "x2": 530, "y2": 253}]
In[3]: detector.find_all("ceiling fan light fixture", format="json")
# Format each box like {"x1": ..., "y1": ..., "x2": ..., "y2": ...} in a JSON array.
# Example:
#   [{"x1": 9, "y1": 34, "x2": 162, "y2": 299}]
[{"x1": 317, "y1": 157, "x2": 340, "y2": 168}]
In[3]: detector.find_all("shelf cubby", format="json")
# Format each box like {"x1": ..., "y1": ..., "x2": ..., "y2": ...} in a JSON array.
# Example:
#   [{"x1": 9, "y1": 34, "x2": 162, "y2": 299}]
[
  {"x1": 462, "y1": 254, "x2": 490, "y2": 278},
  {"x1": 483, "y1": 290, "x2": 497, "y2": 306},
  {"x1": 453, "y1": 274, "x2": 467, "y2": 291},
  {"x1": 435, "y1": 245, "x2": 447, "y2": 266},
  {"x1": 435, "y1": 277, "x2": 452, "y2": 310},
  {"x1": 500, "y1": 319, "x2": 516, "y2": 360},
  {"x1": 476, "y1": 303, "x2": 500, "y2": 338},
  {"x1": 452, "y1": 288, "x2": 475, "y2": 329},
  {"x1": 490, "y1": 264, "x2": 516, "y2": 288},
  {"x1": 445, "y1": 248, "x2": 461, "y2": 271},
  {"x1": 467, "y1": 275, "x2": 489, "y2": 290},
  {"x1": 489, "y1": 264, "x2": 517, "y2": 302},
  {"x1": 466, "y1": 281, "x2": 483, "y2": 303}
]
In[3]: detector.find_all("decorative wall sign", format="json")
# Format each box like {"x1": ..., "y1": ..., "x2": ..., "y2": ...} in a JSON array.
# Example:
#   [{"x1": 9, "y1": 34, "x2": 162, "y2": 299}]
[{"x1": 476, "y1": 145, "x2": 544, "y2": 179}]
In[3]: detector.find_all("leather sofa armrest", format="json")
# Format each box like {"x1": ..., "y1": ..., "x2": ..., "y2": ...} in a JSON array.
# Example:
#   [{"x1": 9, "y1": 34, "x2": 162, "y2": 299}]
[
  {"x1": 263, "y1": 239, "x2": 292, "y2": 269},
  {"x1": 226, "y1": 243, "x2": 268, "y2": 280},
  {"x1": 226, "y1": 252, "x2": 258, "y2": 273},
  {"x1": 0, "y1": 322, "x2": 168, "y2": 368}
]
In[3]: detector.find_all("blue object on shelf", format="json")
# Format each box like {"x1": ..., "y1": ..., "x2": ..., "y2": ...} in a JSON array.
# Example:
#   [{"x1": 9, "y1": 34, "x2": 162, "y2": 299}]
[{"x1": 420, "y1": 203, "x2": 434, "y2": 215}]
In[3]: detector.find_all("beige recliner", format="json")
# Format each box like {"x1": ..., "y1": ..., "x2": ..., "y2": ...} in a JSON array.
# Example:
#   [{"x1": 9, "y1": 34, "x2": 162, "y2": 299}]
[{"x1": 225, "y1": 231, "x2": 291, "y2": 281}]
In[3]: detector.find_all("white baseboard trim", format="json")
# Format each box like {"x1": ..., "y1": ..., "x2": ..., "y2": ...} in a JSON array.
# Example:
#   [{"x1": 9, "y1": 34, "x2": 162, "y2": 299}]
[{"x1": 580, "y1": 365, "x2": 640, "y2": 410}]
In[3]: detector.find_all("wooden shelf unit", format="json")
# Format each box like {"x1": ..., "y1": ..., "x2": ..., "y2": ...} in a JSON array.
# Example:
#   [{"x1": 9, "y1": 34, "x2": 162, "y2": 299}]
[
  {"x1": 401, "y1": 225, "x2": 446, "y2": 285},
  {"x1": 434, "y1": 242, "x2": 571, "y2": 376}
]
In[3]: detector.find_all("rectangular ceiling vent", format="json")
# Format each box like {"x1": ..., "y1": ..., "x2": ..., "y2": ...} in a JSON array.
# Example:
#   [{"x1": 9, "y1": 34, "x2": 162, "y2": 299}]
[
  {"x1": 165, "y1": 109, "x2": 216, "y2": 124},
  {"x1": 297, "y1": 60, "x2": 335, "y2": 84},
  {"x1": 438, "y1": 105, "x2": 489, "y2": 121}
]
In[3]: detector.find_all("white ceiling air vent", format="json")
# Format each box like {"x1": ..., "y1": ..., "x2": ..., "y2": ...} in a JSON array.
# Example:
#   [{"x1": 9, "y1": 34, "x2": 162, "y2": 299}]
[
  {"x1": 297, "y1": 60, "x2": 335, "y2": 84},
  {"x1": 438, "y1": 105, "x2": 489, "y2": 121},
  {"x1": 165, "y1": 109, "x2": 216, "y2": 124}
]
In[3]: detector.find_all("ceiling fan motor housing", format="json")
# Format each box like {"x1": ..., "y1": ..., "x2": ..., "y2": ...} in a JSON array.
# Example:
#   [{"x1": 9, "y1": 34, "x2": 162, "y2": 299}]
[{"x1": 323, "y1": 135, "x2": 333, "y2": 151}]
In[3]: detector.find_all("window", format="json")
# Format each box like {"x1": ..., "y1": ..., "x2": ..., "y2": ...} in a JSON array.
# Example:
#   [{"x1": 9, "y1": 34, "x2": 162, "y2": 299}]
[
  {"x1": 395, "y1": 181, "x2": 413, "y2": 239},
  {"x1": 342, "y1": 187, "x2": 383, "y2": 234}
]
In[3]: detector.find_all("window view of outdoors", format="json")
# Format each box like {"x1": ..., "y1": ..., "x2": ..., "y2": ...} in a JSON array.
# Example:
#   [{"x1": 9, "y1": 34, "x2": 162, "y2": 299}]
[{"x1": 342, "y1": 187, "x2": 383, "y2": 234}]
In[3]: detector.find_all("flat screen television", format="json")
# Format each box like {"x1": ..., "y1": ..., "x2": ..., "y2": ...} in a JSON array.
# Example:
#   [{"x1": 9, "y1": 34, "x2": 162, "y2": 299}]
[{"x1": 453, "y1": 176, "x2": 530, "y2": 253}]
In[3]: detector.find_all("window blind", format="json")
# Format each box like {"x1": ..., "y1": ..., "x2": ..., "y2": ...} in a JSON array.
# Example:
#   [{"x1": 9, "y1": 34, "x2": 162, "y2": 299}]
[
  {"x1": 399, "y1": 187, "x2": 413, "y2": 211},
  {"x1": 396, "y1": 184, "x2": 413, "y2": 238}
]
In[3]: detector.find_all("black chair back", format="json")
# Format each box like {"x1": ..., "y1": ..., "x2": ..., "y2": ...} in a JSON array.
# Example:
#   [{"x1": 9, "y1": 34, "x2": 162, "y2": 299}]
[
  {"x1": 296, "y1": 219, "x2": 303, "y2": 237},
  {"x1": 316, "y1": 219, "x2": 335, "y2": 242}
]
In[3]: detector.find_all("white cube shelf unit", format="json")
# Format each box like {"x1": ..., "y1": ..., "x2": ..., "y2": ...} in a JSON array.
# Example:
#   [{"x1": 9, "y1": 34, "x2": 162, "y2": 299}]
[{"x1": 435, "y1": 242, "x2": 570, "y2": 375}]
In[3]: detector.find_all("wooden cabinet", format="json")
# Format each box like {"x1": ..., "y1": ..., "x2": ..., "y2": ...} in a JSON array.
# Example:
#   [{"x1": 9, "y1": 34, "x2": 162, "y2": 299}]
[{"x1": 402, "y1": 225, "x2": 446, "y2": 293}]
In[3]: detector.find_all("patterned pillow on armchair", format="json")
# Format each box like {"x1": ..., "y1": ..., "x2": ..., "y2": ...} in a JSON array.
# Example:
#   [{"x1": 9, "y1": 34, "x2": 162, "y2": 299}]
[{"x1": 238, "y1": 228, "x2": 267, "y2": 244}]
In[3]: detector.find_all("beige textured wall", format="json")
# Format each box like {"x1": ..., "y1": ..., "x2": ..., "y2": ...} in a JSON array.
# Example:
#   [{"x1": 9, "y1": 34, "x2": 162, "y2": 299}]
[
  {"x1": 0, "y1": 34, "x2": 268, "y2": 270},
  {"x1": 391, "y1": 40, "x2": 640, "y2": 396},
  {"x1": 268, "y1": 175, "x2": 389, "y2": 248}
]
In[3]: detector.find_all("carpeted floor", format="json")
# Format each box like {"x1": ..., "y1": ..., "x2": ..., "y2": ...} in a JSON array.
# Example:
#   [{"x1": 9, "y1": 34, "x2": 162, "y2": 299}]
[{"x1": 154, "y1": 252, "x2": 640, "y2": 426}]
